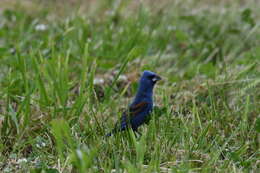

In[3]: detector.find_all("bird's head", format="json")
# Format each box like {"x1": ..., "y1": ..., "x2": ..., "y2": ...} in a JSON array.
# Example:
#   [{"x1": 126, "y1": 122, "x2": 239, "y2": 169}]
[
  {"x1": 139, "y1": 70, "x2": 161, "y2": 89},
  {"x1": 133, "y1": 70, "x2": 161, "y2": 102}
]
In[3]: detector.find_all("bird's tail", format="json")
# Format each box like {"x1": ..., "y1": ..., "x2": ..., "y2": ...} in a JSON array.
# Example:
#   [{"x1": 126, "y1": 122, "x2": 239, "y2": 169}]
[
  {"x1": 105, "y1": 132, "x2": 112, "y2": 137},
  {"x1": 105, "y1": 128, "x2": 119, "y2": 137}
]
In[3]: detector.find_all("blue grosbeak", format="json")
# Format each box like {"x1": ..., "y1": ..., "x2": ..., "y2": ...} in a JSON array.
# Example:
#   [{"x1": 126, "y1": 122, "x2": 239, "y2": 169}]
[{"x1": 106, "y1": 70, "x2": 161, "y2": 136}]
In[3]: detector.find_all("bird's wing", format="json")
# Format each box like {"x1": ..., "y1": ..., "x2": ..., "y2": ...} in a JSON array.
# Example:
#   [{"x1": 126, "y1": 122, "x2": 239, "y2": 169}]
[
  {"x1": 114, "y1": 101, "x2": 149, "y2": 131},
  {"x1": 128, "y1": 101, "x2": 149, "y2": 118}
]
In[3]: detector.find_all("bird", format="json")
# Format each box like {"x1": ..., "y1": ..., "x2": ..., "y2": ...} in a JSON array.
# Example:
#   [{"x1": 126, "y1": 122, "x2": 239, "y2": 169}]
[{"x1": 106, "y1": 70, "x2": 161, "y2": 136}]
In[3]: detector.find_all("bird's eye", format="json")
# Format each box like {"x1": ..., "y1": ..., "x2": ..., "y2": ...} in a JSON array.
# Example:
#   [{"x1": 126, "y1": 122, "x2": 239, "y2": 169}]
[{"x1": 148, "y1": 75, "x2": 155, "y2": 80}]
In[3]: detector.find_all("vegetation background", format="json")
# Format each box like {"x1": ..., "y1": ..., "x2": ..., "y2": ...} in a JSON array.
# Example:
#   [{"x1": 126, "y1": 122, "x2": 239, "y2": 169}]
[{"x1": 0, "y1": 0, "x2": 259, "y2": 172}]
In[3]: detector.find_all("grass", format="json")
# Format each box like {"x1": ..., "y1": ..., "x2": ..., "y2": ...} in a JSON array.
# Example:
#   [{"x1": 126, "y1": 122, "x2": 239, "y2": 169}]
[{"x1": 0, "y1": 0, "x2": 259, "y2": 172}]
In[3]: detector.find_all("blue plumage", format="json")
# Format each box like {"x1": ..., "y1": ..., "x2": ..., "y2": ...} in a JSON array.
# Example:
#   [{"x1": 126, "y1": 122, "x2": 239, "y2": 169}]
[{"x1": 106, "y1": 70, "x2": 161, "y2": 136}]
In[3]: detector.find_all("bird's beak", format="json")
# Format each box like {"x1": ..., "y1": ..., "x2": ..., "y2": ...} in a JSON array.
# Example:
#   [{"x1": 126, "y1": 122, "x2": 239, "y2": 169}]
[{"x1": 152, "y1": 75, "x2": 162, "y2": 82}]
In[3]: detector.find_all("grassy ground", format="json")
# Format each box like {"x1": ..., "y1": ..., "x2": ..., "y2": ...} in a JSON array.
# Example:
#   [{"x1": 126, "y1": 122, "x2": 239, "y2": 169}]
[{"x1": 0, "y1": 0, "x2": 259, "y2": 172}]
